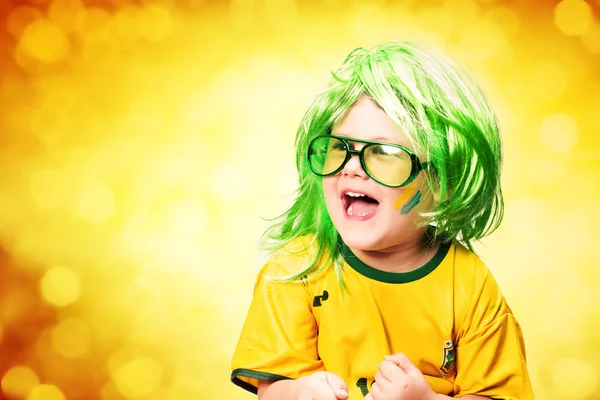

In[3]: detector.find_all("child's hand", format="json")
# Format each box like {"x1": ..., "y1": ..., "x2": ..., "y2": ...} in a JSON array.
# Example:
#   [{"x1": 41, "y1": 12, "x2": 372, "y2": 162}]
[
  {"x1": 295, "y1": 371, "x2": 349, "y2": 400},
  {"x1": 365, "y1": 353, "x2": 437, "y2": 400}
]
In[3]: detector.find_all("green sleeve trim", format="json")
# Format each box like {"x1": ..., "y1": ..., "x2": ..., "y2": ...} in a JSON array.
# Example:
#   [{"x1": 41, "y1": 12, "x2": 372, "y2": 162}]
[
  {"x1": 230, "y1": 368, "x2": 292, "y2": 394},
  {"x1": 341, "y1": 240, "x2": 451, "y2": 283}
]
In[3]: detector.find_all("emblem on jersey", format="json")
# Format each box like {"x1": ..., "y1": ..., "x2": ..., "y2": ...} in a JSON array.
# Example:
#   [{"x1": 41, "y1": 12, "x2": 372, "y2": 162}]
[
  {"x1": 312, "y1": 290, "x2": 329, "y2": 307},
  {"x1": 439, "y1": 340, "x2": 455, "y2": 377}
]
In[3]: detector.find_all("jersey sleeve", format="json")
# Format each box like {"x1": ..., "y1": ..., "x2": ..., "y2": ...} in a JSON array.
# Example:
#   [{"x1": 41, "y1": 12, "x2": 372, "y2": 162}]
[
  {"x1": 453, "y1": 258, "x2": 534, "y2": 400},
  {"x1": 230, "y1": 257, "x2": 324, "y2": 394}
]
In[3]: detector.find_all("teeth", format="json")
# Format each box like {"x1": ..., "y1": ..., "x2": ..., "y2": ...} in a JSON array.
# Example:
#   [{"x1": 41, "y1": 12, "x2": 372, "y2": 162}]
[
  {"x1": 346, "y1": 191, "x2": 370, "y2": 217},
  {"x1": 346, "y1": 192, "x2": 366, "y2": 197}
]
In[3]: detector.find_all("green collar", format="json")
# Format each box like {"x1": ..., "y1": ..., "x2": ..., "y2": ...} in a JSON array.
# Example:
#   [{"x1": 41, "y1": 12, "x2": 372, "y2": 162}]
[{"x1": 341, "y1": 241, "x2": 450, "y2": 284}]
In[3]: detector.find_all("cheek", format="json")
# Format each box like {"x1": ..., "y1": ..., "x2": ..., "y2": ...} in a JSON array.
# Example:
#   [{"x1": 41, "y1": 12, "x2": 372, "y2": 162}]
[{"x1": 321, "y1": 178, "x2": 338, "y2": 206}]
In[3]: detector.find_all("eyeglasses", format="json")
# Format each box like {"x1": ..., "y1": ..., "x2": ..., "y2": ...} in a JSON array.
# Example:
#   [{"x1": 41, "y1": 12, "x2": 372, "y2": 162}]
[{"x1": 307, "y1": 135, "x2": 431, "y2": 187}]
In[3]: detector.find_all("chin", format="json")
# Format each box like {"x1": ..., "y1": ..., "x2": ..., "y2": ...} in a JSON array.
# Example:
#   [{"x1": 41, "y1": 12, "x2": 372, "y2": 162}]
[{"x1": 337, "y1": 228, "x2": 384, "y2": 251}]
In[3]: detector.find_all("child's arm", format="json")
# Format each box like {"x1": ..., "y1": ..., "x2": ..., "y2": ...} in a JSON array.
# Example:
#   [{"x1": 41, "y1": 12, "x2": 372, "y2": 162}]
[
  {"x1": 366, "y1": 354, "x2": 490, "y2": 400},
  {"x1": 450, "y1": 260, "x2": 533, "y2": 399},
  {"x1": 230, "y1": 249, "x2": 325, "y2": 395},
  {"x1": 257, "y1": 373, "x2": 349, "y2": 400},
  {"x1": 258, "y1": 379, "x2": 300, "y2": 400}
]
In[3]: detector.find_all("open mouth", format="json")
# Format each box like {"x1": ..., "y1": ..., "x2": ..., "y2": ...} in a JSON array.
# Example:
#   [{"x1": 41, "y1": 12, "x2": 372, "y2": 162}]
[{"x1": 342, "y1": 191, "x2": 380, "y2": 219}]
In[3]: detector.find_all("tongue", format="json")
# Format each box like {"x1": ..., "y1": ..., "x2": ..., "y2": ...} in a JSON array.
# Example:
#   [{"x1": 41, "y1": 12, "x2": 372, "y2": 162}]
[{"x1": 347, "y1": 198, "x2": 378, "y2": 217}]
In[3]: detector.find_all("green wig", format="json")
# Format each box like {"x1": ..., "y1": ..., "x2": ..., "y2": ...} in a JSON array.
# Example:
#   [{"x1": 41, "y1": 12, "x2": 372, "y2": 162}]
[{"x1": 262, "y1": 42, "x2": 503, "y2": 285}]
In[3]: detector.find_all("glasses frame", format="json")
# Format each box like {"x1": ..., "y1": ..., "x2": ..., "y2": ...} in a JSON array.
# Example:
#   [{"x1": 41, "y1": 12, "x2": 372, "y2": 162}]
[{"x1": 307, "y1": 135, "x2": 431, "y2": 188}]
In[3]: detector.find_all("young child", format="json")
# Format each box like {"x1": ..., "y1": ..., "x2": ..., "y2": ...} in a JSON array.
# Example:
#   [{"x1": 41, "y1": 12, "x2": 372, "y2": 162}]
[{"x1": 231, "y1": 42, "x2": 534, "y2": 400}]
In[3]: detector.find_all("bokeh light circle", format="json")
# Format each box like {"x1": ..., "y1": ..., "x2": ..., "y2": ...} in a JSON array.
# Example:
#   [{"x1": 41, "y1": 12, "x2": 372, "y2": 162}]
[
  {"x1": 27, "y1": 384, "x2": 66, "y2": 400},
  {"x1": 554, "y1": 0, "x2": 594, "y2": 36},
  {"x1": 540, "y1": 113, "x2": 579, "y2": 153},
  {"x1": 18, "y1": 20, "x2": 70, "y2": 63},
  {"x1": 113, "y1": 6, "x2": 147, "y2": 46},
  {"x1": 47, "y1": 0, "x2": 86, "y2": 31},
  {"x1": 40, "y1": 266, "x2": 81, "y2": 307},
  {"x1": 77, "y1": 6, "x2": 112, "y2": 37},
  {"x1": 51, "y1": 317, "x2": 92, "y2": 359},
  {"x1": 1, "y1": 366, "x2": 40, "y2": 399},
  {"x1": 112, "y1": 356, "x2": 163, "y2": 399},
  {"x1": 485, "y1": 6, "x2": 521, "y2": 39},
  {"x1": 143, "y1": 5, "x2": 176, "y2": 42}
]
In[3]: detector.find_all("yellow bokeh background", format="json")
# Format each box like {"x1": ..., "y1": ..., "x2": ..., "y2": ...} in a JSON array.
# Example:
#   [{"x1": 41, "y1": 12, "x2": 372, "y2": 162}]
[{"x1": 0, "y1": 0, "x2": 599, "y2": 399}]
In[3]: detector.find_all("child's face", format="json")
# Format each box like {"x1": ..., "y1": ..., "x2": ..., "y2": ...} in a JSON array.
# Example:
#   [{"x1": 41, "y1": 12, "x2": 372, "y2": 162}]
[{"x1": 322, "y1": 96, "x2": 434, "y2": 252}]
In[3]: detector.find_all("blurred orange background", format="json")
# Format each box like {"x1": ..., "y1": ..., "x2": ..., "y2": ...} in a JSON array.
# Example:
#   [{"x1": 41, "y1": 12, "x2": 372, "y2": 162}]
[{"x1": 0, "y1": 0, "x2": 598, "y2": 399}]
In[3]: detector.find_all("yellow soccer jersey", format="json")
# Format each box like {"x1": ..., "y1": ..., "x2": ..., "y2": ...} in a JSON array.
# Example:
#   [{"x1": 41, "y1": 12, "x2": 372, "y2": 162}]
[{"x1": 231, "y1": 237, "x2": 533, "y2": 399}]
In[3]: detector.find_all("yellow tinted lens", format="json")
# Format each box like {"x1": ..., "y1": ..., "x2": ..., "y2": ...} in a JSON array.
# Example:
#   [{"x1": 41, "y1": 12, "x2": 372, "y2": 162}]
[
  {"x1": 323, "y1": 138, "x2": 347, "y2": 174},
  {"x1": 364, "y1": 145, "x2": 412, "y2": 185},
  {"x1": 309, "y1": 137, "x2": 347, "y2": 175}
]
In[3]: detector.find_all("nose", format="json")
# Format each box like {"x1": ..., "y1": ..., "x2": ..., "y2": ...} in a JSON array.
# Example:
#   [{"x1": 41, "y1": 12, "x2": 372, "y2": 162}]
[{"x1": 342, "y1": 151, "x2": 368, "y2": 180}]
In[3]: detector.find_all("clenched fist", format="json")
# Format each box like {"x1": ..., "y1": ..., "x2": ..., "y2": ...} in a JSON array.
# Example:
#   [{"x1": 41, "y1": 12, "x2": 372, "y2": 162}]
[
  {"x1": 365, "y1": 353, "x2": 437, "y2": 400},
  {"x1": 295, "y1": 371, "x2": 349, "y2": 400}
]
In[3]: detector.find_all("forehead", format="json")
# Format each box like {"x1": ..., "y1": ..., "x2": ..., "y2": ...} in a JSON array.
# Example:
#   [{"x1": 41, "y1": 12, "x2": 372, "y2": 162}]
[{"x1": 331, "y1": 96, "x2": 410, "y2": 146}]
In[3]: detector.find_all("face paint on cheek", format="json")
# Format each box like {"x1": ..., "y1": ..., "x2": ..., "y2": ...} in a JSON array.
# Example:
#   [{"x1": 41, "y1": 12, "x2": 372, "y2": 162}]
[
  {"x1": 400, "y1": 190, "x2": 422, "y2": 215},
  {"x1": 393, "y1": 183, "x2": 417, "y2": 210}
]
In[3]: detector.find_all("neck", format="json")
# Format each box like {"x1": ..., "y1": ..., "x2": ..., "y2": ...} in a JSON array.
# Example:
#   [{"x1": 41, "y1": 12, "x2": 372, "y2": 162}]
[{"x1": 349, "y1": 228, "x2": 440, "y2": 273}]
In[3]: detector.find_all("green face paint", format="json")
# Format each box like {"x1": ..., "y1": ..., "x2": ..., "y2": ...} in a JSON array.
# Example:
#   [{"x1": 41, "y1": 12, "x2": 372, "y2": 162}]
[
  {"x1": 400, "y1": 190, "x2": 421, "y2": 215},
  {"x1": 393, "y1": 183, "x2": 417, "y2": 210}
]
